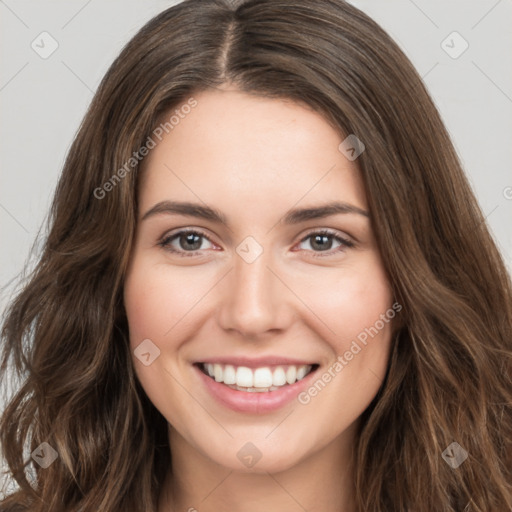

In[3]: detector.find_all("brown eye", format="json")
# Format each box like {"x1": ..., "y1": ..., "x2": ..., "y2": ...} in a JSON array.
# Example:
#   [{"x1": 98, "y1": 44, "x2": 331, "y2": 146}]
[
  {"x1": 297, "y1": 230, "x2": 354, "y2": 256},
  {"x1": 159, "y1": 229, "x2": 214, "y2": 256}
]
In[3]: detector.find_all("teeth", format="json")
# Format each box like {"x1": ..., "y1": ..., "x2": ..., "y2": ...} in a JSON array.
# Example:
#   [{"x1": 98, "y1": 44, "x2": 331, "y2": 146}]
[
  {"x1": 201, "y1": 363, "x2": 313, "y2": 390},
  {"x1": 296, "y1": 366, "x2": 308, "y2": 381},
  {"x1": 254, "y1": 368, "x2": 273, "y2": 387},
  {"x1": 236, "y1": 366, "x2": 253, "y2": 387},
  {"x1": 226, "y1": 384, "x2": 281, "y2": 392},
  {"x1": 223, "y1": 364, "x2": 236, "y2": 385},
  {"x1": 272, "y1": 367, "x2": 287, "y2": 386},
  {"x1": 285, "y1": 366, "x2": 297, "y2": 384}
]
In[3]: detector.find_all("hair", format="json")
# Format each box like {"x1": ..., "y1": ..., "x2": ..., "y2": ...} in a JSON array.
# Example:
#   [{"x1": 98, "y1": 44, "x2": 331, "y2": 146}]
[{"x1": 1, "y1": 0, "x2": 511, "y2": 510}]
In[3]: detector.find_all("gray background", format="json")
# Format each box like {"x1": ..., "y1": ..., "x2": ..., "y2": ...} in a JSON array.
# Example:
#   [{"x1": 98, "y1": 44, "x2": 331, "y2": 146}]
[{"x1": 1, "y1": 0, "x2": 511, "y2": 496}]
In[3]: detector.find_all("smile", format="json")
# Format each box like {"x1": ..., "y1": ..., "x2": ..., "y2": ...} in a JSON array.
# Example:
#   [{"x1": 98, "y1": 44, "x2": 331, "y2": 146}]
[
  {"x1": 198, "y1": 362, "x2": 317, "y2": 392},
  {"x1": 194, "y1": 360, "x2": 320, "y2": 413}
]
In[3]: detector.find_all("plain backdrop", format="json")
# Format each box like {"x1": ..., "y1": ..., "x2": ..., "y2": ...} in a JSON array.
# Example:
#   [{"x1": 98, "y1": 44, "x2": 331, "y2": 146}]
[{"x1": 0, "y1": 0, "x2": 511, "y2": 496}]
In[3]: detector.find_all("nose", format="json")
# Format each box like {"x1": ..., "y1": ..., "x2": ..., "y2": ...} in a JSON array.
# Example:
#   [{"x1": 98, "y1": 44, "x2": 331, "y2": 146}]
[{"x1": 217, "y1": 246, "x2": 294, "y2": 338}]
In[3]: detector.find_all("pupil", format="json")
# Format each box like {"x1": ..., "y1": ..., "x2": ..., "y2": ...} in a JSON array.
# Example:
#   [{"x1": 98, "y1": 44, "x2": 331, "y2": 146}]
[
  {"x1": 311, "y1": 234, "x2": 332, "y2": 251},
  {"x1": 181, "y1": 233, "x2": 201, "y2": 250}
]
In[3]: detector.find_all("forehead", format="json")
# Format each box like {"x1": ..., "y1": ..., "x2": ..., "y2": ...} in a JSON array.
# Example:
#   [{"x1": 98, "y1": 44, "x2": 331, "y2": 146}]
[{"x1": 138, "y1": 89, "x2": 367, "y2": 217}]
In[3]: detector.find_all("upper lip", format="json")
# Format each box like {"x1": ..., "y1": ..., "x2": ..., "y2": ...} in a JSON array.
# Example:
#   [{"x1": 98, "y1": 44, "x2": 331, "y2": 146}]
[{"x1": 195, "y1": 356, "x2": 318, "y2": 368}]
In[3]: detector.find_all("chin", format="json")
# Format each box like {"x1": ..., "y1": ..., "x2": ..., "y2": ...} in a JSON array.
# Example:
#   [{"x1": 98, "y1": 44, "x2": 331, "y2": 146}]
[{"x1": 197, "y1": 434, "x2": 312, "y2": 474}]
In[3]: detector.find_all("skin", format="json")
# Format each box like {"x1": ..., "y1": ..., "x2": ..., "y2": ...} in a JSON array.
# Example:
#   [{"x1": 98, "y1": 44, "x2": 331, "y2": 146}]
[{"x1": 123, "y1": 87, "x2": 395, "y2": 512}]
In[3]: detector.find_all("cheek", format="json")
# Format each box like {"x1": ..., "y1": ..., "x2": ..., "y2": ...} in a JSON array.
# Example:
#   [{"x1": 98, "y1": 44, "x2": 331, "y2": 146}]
[
  {"x1": 296, "y1": 257, "x2": 395, "y2": 416},
  {"x1": 300, "y1": 257, "x2": 394, "y2": 346},
  {"x1": 295, "y1": 302, "x2": 393, "y2": 438},
  {"x1": 123, "y1": 259, "x2": 212, "y2": 345},
  {"x1": 124, "y1": 273, "x2": 169, "y2": 345},
  {"x1": 297, "y1": 254, "x2": 395, "y2": 407},
  {"x1": 123, "y1": 259, "x2": 210, "y2": 423}
]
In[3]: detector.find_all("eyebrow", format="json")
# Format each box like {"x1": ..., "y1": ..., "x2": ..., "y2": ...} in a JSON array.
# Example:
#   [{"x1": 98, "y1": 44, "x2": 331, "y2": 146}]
[{"x1": 141, "y1": 200, "x2": 370, "y2": 225}]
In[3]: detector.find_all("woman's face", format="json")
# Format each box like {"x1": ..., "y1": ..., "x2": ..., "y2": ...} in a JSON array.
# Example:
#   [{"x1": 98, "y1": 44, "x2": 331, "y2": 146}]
[{"x1": 124, "y1": 88, "x2": 395, "y2": 473}]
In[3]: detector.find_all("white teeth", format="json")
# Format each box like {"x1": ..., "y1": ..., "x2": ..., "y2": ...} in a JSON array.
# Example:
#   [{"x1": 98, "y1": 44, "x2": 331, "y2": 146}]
[
  {"x1": 214, "y1": 363, "x2": 223, "y2": 382},
  {"x1": 253, "y1": 367, "x2": 273, "y2": 388},
  {"x1": 236, "y1": 366, "x2": 254, "y2": 387},
  {"x1": 285, "y1": 366, "x2": 297, "y2": 385},
  {"x1": 272, "y1": 366, "x2": 287, "y2": 386},
  {"x1": 296, "y1": 366, "x2": 308, "y2": 381},
  {"x1": 223, "y1": 364, "x2": 236, "y2": 385},
  {"x1": 201, "y1": 362, "x2": 314, "y2": 390}
]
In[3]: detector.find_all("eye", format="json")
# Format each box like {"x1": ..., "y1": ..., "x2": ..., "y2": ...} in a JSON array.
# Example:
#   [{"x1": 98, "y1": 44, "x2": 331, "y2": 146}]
[
  {"x1": 296, "y1": 229, "x2": 354, "y2": 257},
  {"x1": 158, "y1": 229, "x2": 216, "y2": 257},
  {"x1": 158, "y1": 228, "x2": 355, "y2": 258}
]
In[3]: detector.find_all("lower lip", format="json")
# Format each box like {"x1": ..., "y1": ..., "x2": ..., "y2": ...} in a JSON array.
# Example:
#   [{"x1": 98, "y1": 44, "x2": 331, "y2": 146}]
[{"x1": 194, "y1": 364, "x2": 318, "y2": 413}]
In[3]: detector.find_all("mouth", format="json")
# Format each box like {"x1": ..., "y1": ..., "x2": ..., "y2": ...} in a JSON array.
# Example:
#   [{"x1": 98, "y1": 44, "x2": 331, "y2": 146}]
[{"x1": 195, "y1": 362, "x2": 320, "y2": 393}]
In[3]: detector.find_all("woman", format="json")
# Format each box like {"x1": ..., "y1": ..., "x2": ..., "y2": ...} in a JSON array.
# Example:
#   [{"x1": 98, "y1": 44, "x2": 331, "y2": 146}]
[{"x1": 1, "y1": 0, "x2": 511, "y2": 510}]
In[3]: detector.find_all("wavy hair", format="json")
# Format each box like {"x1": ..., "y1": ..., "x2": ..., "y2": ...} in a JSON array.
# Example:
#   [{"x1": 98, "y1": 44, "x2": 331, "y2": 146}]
[{"x1": 1, "y1": 0, "x2": 511, "y2": 510}]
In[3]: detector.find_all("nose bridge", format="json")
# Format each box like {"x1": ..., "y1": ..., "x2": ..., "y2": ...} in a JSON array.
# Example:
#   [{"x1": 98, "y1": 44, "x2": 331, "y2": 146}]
[{"x1": 218, "y1": 242, "x2": 290, "y2": 336}]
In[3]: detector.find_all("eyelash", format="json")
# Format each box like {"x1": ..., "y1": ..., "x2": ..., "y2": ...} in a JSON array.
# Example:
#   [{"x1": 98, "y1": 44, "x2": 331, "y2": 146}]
[{"x1": 157, "y1": 228, "x2": 355, "y2": 258}]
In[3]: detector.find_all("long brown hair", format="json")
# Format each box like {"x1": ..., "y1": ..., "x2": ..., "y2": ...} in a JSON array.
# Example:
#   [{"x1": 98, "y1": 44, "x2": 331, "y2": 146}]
[{"x1": 1, "y1": 0, "x2": 511, "y2": 510}]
